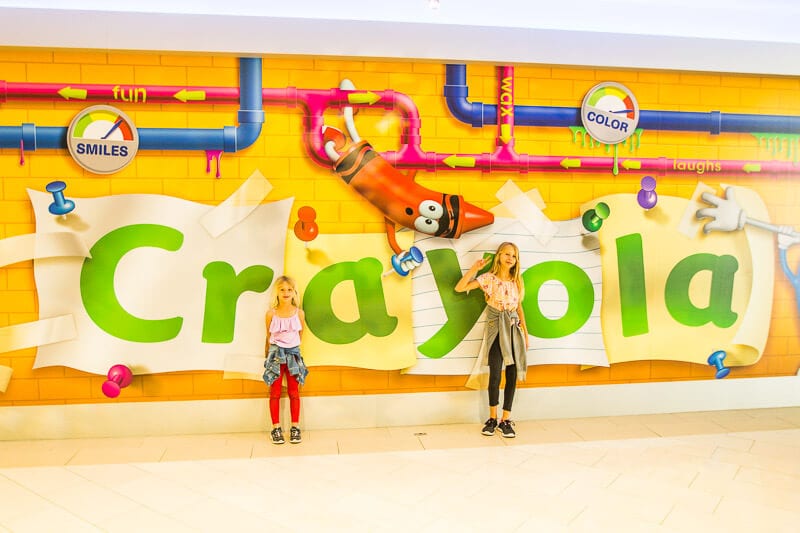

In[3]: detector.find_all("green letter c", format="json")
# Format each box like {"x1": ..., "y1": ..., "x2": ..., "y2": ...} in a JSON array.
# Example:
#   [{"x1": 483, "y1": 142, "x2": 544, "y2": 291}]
[{"x1": 80, "y1": 224, "x2": 184, "y2": 342}]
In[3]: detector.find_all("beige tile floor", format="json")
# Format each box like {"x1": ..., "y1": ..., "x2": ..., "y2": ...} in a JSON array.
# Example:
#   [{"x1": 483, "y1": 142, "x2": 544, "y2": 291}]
[{"x1": 0, "y1": 407, "x2": 798, "y2": 532}]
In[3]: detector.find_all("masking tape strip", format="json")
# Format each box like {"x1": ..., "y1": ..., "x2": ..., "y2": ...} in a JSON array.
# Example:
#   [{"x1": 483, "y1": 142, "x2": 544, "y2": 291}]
[
  {"x1": 451, "y1": 181, "x2": 544, "y2": 258},
  {"x1": 0, "y1": 365, "x2": 12, "y2": 393},
  {"x1": 494, "y1": 181, "x2": 558, "y2": 246},
  {"x1": 222, "y1": 353, "x2": 265, "y2": 381},
  {"x1": 0, "y1": 232, "x2": 91, "y2": 267},
  {"x1": 201, "y1": 170, "x2": 273, "y2": 238},
  {"x1": 495, "y1": 180, "x2": 545, "y2": 209},
  {"x1": 0, "y1": 315, "x2": 77, "y2": 355},
  {"x1": 677, "y1": 181, "x2": 717, "y2": 238}
]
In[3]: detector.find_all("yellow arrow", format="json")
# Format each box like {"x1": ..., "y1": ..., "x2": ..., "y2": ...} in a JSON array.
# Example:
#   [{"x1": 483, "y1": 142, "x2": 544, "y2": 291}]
[
  {"x1": 622, "y1": 159, "x2": 642, "y2": 170},
  {"x1": 500, "y1": 124, "x2": 512, "y2": 144},
  {"x1": 443, "y1": 155, "x2": 476, "y2": 169},
  {"x1": 743, "y1": 163, "x2": 762, "y2": 173},
  {"x1": 174, "y1": 89, "x2": 207, "y2": 102},
  {"x1": 57, "y1": 87, "x2": 87, "y2": 100},
  {"x1": 560, "y1": 158, "x2": 581, "y2": 169},
  {"x1": 347, "y1": 91, "x2": 380, "y2": 105}
]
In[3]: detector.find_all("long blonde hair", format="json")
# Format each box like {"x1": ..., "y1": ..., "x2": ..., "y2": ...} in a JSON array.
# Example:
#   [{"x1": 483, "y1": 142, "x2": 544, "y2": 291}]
[
  {"x1": 271, "y1": 275, "x2": 300, "y2": 309},
  {"x1": 489, "y1": 241, "x2": 523, "y2": 294}
]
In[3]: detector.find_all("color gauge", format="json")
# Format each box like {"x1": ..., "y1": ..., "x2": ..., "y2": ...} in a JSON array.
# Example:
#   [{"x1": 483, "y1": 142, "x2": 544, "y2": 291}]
[
  {"x1": 580, "y1": 82, "x2": 640, "y2": 145},
  {"x1": 67, "y1": 105, "x2": 139, "y2": 174}
]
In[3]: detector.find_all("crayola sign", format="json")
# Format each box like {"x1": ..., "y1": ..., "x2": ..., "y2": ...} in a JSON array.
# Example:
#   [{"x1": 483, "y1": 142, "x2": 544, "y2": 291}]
[{"x1": 20, "y1": 180, "x2": 772, "y2": 377}]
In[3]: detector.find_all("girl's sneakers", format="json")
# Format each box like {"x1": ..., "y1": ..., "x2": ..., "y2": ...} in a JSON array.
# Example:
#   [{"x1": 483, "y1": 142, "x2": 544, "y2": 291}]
[
  {"x1": 497, "y1": 419, "x2": 516, "y2": 438},
  {"x1": 481, "y1": 418, "x2": 498, "y2": 435},
  {"x1": 289, "y1": 426, "x2": 302, "y2": 444},
  {"x1": 270, "y1": 427, "x2": 285, "y2": 444}
]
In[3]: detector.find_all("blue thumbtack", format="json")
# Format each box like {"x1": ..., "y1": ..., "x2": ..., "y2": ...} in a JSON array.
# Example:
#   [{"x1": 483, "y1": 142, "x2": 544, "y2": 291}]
[
  {"x1": 707, "y1": 350, "x2": 730, "y2": 379},
  {"x1": 391, "y1": 246, "x2": 424, "y2": 276},
  {"x1": 45, "y1": 181, "x2": 75, "y2": 216}
]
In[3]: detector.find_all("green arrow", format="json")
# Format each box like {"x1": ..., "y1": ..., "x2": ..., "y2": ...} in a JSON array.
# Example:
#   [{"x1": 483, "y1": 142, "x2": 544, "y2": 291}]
[
  {"x1": 443, "y1": 155, "x2": 476, "y2": 169},
  {"x1": 347, "y1": 91, "x2": 380, "y2": 105},
  {"x1": 622, "y1": 159, "x2": 641, "y2": 170},
  {"x1": 174, "y1": 89, "x2": 207, "y2": 102},
  {"x1": 57, "y1": 87, "x2": 87, "y2": 100},
  {"x1": 743, "y1": 163, "x2": 761, "y2": 173},
  {"x1": 560, "y1": 158, "x2": 581, "y2": 169}
]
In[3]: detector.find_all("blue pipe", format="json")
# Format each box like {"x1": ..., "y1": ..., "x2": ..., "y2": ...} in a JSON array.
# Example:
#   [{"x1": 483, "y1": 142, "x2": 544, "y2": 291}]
[
  {"x1": 445, "y1": 64, "x2": 800, "y2": 135},
  {"x1": 0, "y1": 57, "x2": 264, "y2": 153}
]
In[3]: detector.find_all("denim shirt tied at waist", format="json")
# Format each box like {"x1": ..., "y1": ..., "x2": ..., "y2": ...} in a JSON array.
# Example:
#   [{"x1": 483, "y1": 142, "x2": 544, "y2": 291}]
[{"x1": 263, "y1": 344, "x2": 309, "y2": 386}]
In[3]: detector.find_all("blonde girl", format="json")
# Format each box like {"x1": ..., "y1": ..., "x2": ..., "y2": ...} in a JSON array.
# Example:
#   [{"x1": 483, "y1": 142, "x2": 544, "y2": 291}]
[
  {"x1": 455, "y1": 242, "x2": 529, "y2": 437},
  {"x1": 263, "y1": 275, "x2": 308, "y2": 444}
]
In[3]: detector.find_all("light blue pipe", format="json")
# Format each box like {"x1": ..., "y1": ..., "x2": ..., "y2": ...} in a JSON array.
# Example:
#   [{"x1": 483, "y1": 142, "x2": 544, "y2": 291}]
[
  {"x1": 0, "y1": 57, "x2": 264, "y2": 153},
  {"x1": 444, "y1": 64, "x2": 800, "y2": 134}
]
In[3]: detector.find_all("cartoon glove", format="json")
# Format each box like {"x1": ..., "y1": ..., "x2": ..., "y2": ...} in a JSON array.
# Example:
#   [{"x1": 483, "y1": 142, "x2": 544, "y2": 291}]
[
  {"x1": 696, "y1": 187, "x2": 747, "y2": 233},
  {"x1": 390, "y1": 246, "x2": 424, "y2": 277}
]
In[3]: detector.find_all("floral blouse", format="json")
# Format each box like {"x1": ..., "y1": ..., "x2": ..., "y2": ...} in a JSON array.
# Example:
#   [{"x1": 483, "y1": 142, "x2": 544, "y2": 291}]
[{"x1": 476, "y1": 272, "x2": 521, "y2": 311}]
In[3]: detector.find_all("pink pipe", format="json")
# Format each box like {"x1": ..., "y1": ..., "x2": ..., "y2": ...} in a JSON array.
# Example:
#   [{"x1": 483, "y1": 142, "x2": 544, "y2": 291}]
[
  {"x1": 497, "y1": 66, "x2": 514, "y2": 149},
  {"x1": 2, "y1": 81, "x2": 240, "y2": 103}
]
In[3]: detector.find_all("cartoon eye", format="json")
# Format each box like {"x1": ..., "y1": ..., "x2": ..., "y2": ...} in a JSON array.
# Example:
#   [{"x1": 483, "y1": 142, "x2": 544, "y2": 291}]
[
  {"x1": 418, "y1": 200, "x2": 444, "y2": 220},
  {"x1": 414, "y1": 216, "x2": 440, "y2": 235}
]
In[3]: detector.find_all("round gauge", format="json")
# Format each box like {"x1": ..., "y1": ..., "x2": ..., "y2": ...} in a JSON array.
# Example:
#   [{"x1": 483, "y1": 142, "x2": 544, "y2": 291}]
[
  {"x1": 67, "y1": 105, "x2": 139, "y2": 174},
  {"x1": 580, "y1": 82, "x2": 640, "y2": 145}
]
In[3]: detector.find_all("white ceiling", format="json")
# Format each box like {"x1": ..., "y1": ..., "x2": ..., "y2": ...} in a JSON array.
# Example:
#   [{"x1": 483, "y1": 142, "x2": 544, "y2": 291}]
[{"x1": 1, "y1": 0, "x2": 799, "y2": 74}]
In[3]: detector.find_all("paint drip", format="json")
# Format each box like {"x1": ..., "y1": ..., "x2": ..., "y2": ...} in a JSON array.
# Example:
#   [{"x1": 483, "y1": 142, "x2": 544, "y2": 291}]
[{"x1": 205, "y1": 149, "x2": 223, "y2": 178}]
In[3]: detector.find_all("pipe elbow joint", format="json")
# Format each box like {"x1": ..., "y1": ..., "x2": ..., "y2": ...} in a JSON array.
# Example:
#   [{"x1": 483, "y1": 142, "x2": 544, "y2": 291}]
[
  {"x1": 444, "y1": 85, "x2": 487, "y2": 128},
  {"x1": 229, "y1": 122, "x2": 264, "y2": 152}
]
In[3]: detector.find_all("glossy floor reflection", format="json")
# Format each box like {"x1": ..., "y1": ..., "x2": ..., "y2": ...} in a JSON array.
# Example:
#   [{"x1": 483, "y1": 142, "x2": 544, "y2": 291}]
[{"x1": 0, "y1": 407, "x2": 799, "y2": 532}]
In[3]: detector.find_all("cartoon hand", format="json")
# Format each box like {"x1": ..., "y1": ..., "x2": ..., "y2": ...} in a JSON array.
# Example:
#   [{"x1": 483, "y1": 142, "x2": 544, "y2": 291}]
[
  {"x1": 390, "y1": 246, "x2": 424, "y2": 277},
  {"x1": 696, "y1": 187, "x2": 747, "y2": 233}
]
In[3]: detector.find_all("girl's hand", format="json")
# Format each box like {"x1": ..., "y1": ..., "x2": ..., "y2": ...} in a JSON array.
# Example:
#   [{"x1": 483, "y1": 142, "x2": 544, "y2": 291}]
[{"x1": 473, "y1": 256, "x2": 489, "y2": 270}]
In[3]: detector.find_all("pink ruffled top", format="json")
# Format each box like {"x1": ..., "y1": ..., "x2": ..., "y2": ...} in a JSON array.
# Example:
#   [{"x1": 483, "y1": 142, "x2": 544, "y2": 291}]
[
  {"x1": 476, "y1": 272, "x2": 521, "y2": 311},
  {"x1": 269, "y1": 312, "x2": 302, "y2": 348}
]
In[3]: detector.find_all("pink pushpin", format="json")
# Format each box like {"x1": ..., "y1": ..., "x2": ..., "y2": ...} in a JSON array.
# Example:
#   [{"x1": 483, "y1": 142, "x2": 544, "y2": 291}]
[{"x1": 102, "y1": 364, "x2": 133, "y2": 398}]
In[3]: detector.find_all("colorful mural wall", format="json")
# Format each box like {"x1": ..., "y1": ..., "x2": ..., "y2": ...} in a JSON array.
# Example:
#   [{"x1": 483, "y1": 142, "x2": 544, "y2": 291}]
[{"x1": 0, "y1": 49, "x2": 798, "y2": 406}]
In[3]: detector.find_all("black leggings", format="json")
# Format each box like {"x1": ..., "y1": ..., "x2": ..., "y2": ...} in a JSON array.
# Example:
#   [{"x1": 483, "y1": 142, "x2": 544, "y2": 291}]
[{"x1": 488, "y1": 337, "x2": 517, "y2": 412}]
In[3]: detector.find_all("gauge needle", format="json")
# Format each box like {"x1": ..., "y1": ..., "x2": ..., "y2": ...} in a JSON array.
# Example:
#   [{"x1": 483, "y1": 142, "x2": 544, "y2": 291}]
[
  {"x1": 101, "y1": 117, "x2": 124, "y2": 139},
  {"x1": 610, "y1": 109, "x2": 634, "y2": 114}
]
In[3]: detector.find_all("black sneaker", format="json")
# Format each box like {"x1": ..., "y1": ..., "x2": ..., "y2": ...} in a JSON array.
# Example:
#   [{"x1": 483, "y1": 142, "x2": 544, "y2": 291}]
[
  {"x1": 497, "y1": 419, "x2": 516, "y2": 438},
  {"x1": 481, "y1": 418, "x2": 498, "y2": 435},
  {"x1": 270, "y1": 427, "x2": 285, "y2": 445},
  {"x1": 289, "y1": 426, "x2": 302, "y2": 444}
]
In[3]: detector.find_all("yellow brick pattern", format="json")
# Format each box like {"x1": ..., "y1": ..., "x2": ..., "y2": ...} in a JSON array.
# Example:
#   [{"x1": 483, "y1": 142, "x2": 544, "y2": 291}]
[{"x1": 0, "y1": 49, "x2": 798, "y2": 408}]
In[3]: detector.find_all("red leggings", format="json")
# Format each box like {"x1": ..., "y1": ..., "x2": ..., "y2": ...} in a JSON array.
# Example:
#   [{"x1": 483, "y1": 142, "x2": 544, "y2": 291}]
[{"x1": 269, "y1": 363, "x2": 300, "y2": 425}]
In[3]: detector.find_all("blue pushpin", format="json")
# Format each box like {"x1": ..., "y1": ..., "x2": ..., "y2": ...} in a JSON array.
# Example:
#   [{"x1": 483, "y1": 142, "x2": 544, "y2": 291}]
[
  {"x1": 391, "y1": 246, "x2": 424, "y2": 277},
  {"x1": 707, "y1": 350, "x2": 730, "y2": 379},
  {"x1": 46, "y1": 181, "x2": 75, "y2": 216}
]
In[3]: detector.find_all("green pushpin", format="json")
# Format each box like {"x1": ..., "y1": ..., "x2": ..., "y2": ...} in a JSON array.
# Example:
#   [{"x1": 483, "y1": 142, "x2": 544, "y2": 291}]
[{"x1": 582, "y1": 202, "x2": 610, "y2": 232}]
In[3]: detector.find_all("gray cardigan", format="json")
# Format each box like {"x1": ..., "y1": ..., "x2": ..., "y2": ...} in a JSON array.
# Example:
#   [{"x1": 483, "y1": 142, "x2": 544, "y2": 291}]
[{"x1": 475, "y1": 304, "x2": 528, "y2": 382}]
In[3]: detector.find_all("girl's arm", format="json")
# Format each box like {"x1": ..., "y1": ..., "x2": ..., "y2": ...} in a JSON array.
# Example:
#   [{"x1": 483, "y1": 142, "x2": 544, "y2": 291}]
[
  {"x1": 297, "y1": 308, "x2": 306, "y2": 342},
  {"x1": 455, "y1": 257, "x2": 489, "y2": 293},
  {"x1": 517, "y1": 302, "x2": 530, "y2": 350},
  {"x1": 264, "y1": 309, "x2": 274, "y2": 353}
]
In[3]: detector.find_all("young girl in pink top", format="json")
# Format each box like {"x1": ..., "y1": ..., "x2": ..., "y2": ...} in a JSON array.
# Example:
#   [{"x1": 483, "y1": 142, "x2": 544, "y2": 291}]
[
  {"x1": 263, "y1": 275, "x2": 308, "y2": 444},
  {"x1": 455, "y1": 242, "x2": 529, "y2": 438}
]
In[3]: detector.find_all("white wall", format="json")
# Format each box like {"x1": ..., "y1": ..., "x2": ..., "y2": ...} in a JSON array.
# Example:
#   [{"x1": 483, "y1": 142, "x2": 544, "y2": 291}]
[
  {"x1": 1, "y1": 375, "x2": 798, "y2": 440},
  {"x1": 0, "y1": 1, "x2": 800, "y2": 74}
]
